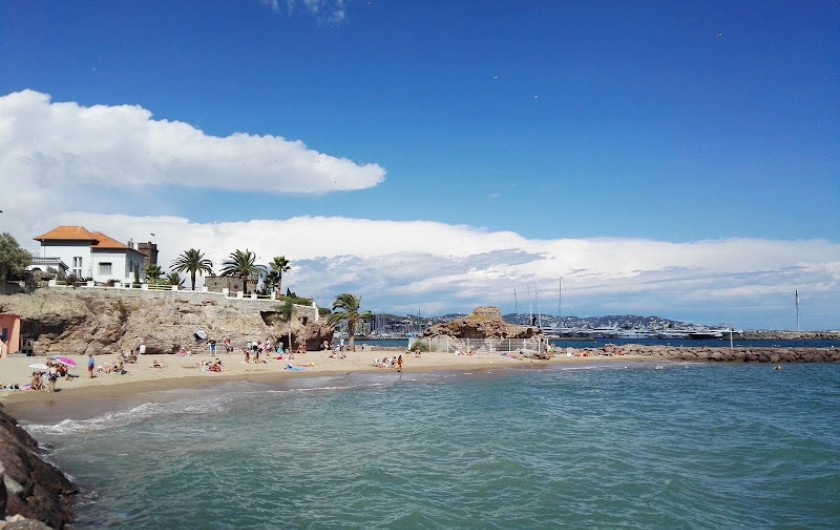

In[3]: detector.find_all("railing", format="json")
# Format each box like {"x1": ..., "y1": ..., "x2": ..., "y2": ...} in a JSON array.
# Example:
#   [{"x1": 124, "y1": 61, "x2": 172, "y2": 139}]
[
  {"x1": 409, "y1": 336, "x2": 549, "y2": 354},
  {"x1": 41, "y1": 280, "x2": 320, "y2": 321}
]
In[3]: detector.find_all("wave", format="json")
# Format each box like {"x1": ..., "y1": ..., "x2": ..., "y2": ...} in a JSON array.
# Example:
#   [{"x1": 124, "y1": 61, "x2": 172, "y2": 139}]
[{"x1": 24, "y1": 377, "x2": 399, "y2": 436}]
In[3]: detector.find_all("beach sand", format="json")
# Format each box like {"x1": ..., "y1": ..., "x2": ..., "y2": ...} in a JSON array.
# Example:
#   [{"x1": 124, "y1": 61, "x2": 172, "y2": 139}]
[{"x1": 0, "y1": 349, "x2": 650, "y2": 422}]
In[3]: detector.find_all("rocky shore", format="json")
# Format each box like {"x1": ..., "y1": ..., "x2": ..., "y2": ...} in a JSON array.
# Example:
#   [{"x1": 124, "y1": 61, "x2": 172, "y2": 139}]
[
  {"x1": 573, "y1": 343, "x2": 840, "y2": 363},
  {"x1": 0, "y1": 406, "x2": 76, "y2": 529},
  {"x1": 0, "y1": 289, "x2": 332, "y2": 357}
]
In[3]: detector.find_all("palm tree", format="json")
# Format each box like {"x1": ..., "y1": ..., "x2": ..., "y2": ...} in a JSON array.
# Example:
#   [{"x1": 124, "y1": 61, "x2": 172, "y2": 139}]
[
  {"x1": 171, "y1": 248, "x2": 214, "y2": 290},
  {"x1": 268, "y1": 256, "x2": 291, "y2": 296},
  {"x1": 220, "y1": 249, "x2": 265, "y2": 295},
  {"x1": 146, "y1": 264, "x2": 163, "y2": 284},
  {"x1": 328, "y1": 293, "x2": 373, "y2": 351},
  {"x1": 263, "y1": 269, "x2": 280, "y2": 295},
  {"x1": 165, "y1": 272, "x2": 184, "y2": 288}
]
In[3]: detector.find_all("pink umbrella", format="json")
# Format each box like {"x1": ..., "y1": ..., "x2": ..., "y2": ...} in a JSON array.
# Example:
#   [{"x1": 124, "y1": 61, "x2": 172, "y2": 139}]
[{"x1": 51, "y1": 356, "x2": 77, "y2": 367}]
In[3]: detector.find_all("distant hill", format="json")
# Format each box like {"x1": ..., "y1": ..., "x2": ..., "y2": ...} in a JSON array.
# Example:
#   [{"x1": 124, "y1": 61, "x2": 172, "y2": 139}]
[{"x1": 501, "y1": 313, "x2": 695, "y2": 329}]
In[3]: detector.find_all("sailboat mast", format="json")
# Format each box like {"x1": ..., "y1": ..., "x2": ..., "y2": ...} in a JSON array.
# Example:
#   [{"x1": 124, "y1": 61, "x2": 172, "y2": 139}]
[
  {"x1": 795, "y1": 290, "x2": 800, "y2": 332},
  {"x1": 558, "y1": 278, "x2": 562, "y2": 328}
]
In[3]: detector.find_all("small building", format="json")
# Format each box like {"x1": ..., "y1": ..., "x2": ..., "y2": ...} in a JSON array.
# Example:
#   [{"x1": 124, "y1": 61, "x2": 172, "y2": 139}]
[
  {"x1": 0, "y1": 313, "x2": 21, "y2": 357},
  {"x1": 134, "y1": 241, "x2": 159, "y2": 269},
  {"x1": 27, "y1": 256, "x2": 69, "y2": 279},
  {"x1": 33, "y1": 226, "x2": 148, "y2": 284},
  {"x1": 204, "y1": 273, "x2": 259, "y2": 294}
]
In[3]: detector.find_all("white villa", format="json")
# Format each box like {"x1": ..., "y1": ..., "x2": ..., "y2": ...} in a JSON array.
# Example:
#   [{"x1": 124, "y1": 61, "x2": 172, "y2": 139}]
[{"x1": 33, "y1": 226, "x2": 148, "y2": 284}]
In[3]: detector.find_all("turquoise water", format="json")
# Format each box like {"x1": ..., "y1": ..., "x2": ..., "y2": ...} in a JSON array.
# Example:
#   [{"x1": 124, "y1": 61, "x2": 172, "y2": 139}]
[{"x1": 27, "y1": 363, "x2": 840, "y2": 529}]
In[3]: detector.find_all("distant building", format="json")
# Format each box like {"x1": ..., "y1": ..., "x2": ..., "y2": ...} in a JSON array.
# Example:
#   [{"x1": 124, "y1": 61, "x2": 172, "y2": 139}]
[
  {"x1": 204, "y1": 274, "x2": 259, "y2": 293},
  {"x1": 134, "y1": 241, "x2": 159, "y2": 269},
  {"x1": 32, "y1": 225, "x2": 147, "y2": 284}
]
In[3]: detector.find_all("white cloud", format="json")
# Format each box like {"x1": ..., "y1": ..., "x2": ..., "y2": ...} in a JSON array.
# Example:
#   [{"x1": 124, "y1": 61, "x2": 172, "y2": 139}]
[
  {"x1": 263, "y1": 0, "x2": 347, "y2": 24},
  {"x1": 0, "y1": 89, "x2": 384, "y2": 198},
  {"x1": 24, "y1": 212, "x2": 840, "y2": 330},
  {"x1": 3, "y1": 90, "x2": 838, "y2": 330}
]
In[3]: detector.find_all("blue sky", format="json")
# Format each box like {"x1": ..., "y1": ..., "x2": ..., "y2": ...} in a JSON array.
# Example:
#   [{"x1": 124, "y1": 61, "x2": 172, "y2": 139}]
[{"x1": 1, "y1": 0, "x2": 838, "y2": 329}]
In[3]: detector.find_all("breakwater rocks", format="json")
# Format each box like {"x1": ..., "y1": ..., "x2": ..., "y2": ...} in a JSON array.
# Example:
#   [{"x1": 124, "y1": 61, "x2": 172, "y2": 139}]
[
  {"x1": 0, "y1": 406, "x2": 77, "y2": 529},
  {"x1": 574, "y1": 344, "x2": 840, "y2": 363}
]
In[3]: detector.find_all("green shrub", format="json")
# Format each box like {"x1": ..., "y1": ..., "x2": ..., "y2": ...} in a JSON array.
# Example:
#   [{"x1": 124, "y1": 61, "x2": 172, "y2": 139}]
[{"x1": 409, "y1": 340, "x2": 430, "y2": 352}]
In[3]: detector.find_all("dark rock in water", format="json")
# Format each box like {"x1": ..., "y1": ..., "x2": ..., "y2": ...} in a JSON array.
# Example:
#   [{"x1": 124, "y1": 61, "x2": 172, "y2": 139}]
[
  {"x1": 2, "y1": 517, "x2": 53, "y2": 529},
  {"x1": 0, "y1": 405, "x2": 77, "y2": 528}
]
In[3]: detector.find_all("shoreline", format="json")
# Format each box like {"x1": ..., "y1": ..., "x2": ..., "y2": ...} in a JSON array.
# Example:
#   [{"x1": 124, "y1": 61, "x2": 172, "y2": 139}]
[
  {"x1": 4, "y1": 343, "x2": 839, "y2": 423},
  {"x1": 1, "y1": 349, "x2": 662, "y2": 424}
]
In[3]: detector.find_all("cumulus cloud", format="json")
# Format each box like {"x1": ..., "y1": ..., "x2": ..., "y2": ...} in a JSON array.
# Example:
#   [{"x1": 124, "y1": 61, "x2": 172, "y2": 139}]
[
  {"x1": 30, "y1": 212, "x2": 840, "y2": 330},
  {"x1": 3, "y1": 89, "x2": 838, "y2": 329},
  {"x1": 0, "y1": 89, "x2": 384, "y2": 198}
]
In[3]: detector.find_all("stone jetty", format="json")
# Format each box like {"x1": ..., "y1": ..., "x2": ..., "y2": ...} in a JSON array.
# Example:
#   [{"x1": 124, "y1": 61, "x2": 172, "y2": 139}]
[{"x1": 568, "y1": 344, "x2": 840, "y2": 363}]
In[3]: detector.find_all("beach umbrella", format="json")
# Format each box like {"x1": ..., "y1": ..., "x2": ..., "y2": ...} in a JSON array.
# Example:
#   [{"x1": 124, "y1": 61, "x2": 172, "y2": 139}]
[
  {"x1": 28, "y1": 363, "x2": 49, "y2": 370},
  {"x1": 51, "y1": 356, "x2": 77, "y2": 367}
]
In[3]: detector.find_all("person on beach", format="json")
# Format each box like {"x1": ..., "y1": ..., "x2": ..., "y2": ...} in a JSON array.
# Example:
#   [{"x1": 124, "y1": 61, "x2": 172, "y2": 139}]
[
  {"x1": 243, "y1": 347, "x2": 250, "y2": 364},
  {"x1": 31, "y1": 371, "x2": 44, "y2": 391},
  {"x1": 396, "y1": 355, "x2": 403, "y2": 373},
  {"x1": 88, "y1": 354, "x2": 95, "y2": 378},
  {"x1": 46, "y1": 363, "x2": 59, "y2": 392},
  {"x1": 209, "y1": 339, "x2": 217, "y2": 356},
  {"x1": 223, "y1": 335, "x2": 233, "y2": 353}
]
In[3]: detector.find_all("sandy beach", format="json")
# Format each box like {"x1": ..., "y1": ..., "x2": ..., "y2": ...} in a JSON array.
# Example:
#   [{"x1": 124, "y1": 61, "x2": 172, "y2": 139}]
[{"x1": 0, "y1": 348, "x2": 648, "y2": 420}]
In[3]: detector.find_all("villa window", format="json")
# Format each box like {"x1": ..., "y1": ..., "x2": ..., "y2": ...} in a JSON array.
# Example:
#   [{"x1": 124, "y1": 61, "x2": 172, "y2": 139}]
[
  {"x1": 98, "y1": 262, "x2": 112, "y2": 276},
  {"x1": 72, "y1": 256, "x2": 83, "y2": 277}
]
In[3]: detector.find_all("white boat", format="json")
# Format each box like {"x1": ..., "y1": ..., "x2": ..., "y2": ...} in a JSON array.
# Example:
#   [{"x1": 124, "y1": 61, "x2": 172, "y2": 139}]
[{"x1": 614, "y1": 329, "x2": 656, "y2": 340}]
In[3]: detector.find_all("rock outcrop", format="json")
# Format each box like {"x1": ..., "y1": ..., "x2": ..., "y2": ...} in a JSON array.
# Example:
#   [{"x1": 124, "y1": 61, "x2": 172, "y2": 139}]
[
  {"x1": 421, "y1": 306, "x2": 543, "y2": 340},
  {"x1": 0, "y1": 406, "x2": 77, "y2": 528},
  {"x1": 0, "y1": 290, "x2": 334, "y2": 356}
]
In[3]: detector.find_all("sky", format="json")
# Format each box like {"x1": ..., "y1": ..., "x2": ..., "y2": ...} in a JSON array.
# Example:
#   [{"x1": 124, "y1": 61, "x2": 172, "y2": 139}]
[{"x1": 1, "y1": 0, "x2": 838, "y2": 330}]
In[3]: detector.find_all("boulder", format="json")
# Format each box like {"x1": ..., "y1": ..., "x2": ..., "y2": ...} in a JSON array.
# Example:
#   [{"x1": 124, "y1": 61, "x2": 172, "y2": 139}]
[
  {"x1": 0, "y1": 406, "x2": 77, "y2": 528},
  {"x1": 421, "y1": 306, "x2": 543, "y2": 340}
]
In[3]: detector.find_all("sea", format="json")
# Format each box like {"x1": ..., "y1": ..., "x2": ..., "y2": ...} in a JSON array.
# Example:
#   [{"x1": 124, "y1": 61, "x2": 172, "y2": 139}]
[{"x1": 20, "y1": 346, "x2": 840, "y2": 530}]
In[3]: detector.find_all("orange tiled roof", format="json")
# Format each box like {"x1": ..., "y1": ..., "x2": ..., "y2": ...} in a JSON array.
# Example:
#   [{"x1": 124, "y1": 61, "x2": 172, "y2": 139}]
[
  {"x1": 34, "y1": 226, "x2": 136, "y2": 252},
  {"x1": 90, "y1": 231, "x2": 132, "y2": 250},
  {"x1": 33, "y1": 226, "x2": 97, "y2": 242}
]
